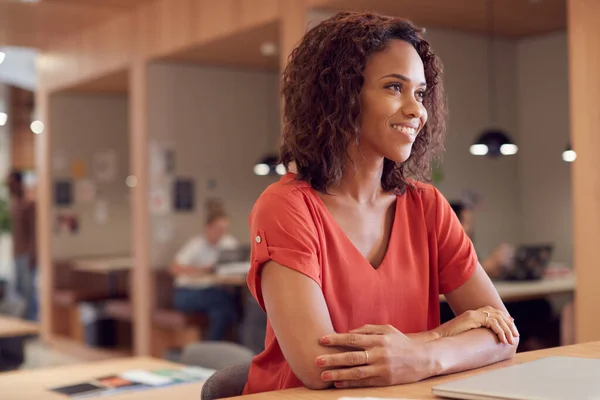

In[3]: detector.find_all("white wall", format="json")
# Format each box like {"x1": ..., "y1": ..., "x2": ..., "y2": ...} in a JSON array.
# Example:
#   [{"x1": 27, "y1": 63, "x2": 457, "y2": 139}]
[
  {"x1": 50, "y1": 94, "x2": 131, "y2": 259},
  {"x1": 427, "y1": 30, "x2": 521, "y2": 259},
  {"x1": 516, "y1": 32, "x2": 571, "y2": 264},
  {"x1": 147, "y1": 63, "x2": 281, "y2": 266}
]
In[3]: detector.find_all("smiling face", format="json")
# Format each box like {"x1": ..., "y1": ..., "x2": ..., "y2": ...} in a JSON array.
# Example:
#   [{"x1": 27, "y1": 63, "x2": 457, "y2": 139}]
[{"x1": 358, "y1": 39, "x2": 428, "y2": 164}]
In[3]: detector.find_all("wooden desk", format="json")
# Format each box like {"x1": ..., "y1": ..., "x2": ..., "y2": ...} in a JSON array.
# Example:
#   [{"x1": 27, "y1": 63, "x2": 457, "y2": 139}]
[
  {"x1": 0, "y1": 315, "x2": 39, "y2": 338},
  {"x1": 440, "y1": 276, "x2": 576, "y2": 303},
  {"x1": 0, "y1": 357, "x2": 203, "y2": 399},
  {"x1": 72, "y1": 256, "x2": 132, "y2": 274},
  {"x1": 233, "y1": 341, "x2": 600, "y2": 399}
]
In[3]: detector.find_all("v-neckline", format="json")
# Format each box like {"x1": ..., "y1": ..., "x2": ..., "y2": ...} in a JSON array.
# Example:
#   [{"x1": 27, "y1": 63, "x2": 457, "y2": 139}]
[{"x1": 309, "y1": 187, "x2": 399, "y2": 272}]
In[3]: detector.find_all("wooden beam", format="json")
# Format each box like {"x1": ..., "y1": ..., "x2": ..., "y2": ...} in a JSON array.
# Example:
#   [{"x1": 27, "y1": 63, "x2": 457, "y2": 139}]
[
  {"x1": 129, "y1": 60, "x2": 153, "y2": 356},
  {"x1": 35, "y1": 86, "x2": 53, "y2": 342},
  {"x1": 568, "y1": 0, "x2": 600, "y2": 343}
]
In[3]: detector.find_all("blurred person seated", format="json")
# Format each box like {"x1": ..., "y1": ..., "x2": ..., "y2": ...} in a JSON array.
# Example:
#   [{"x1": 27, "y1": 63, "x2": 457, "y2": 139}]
[
  {"x1": 445, "y1": 201, "x2": 560, "y2": 351},
  {"x1": 169, "y1": 201, "x2": 238, "y2": 341}
]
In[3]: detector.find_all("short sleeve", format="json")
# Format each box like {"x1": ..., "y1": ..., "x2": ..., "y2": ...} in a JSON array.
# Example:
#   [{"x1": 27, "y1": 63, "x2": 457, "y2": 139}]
[
  {"x1": 432, "y1": 188, "x2": 478, "y2": 294},
  {"x1": 247, "y1": 191, "x2": 321, "y2": 310},
  {"x1": 175, "y1": 237, "x2": 204, "y2": 265}
]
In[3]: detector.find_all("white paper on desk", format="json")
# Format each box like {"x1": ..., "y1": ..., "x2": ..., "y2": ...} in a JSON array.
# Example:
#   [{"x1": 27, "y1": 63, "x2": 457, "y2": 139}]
[
  {"x1": 338, "y1": 397, "x2": 417, "y2": 400},
  {"x1": 120, "y1": 370, "x2": 173, "y2": 386}
]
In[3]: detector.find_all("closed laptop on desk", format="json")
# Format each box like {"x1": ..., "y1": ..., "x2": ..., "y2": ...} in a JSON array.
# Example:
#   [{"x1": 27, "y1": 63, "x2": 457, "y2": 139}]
[{"x1": 432, "y1": 356, "x2": 600, "y2": 400}]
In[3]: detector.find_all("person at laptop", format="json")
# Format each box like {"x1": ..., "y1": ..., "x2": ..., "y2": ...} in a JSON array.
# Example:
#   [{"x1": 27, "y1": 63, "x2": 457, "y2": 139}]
[
  {"x1": 449, "y1": 202, "x2": 514, "y2": 279},
  {"x1": 169, "y1": 205, "x2": 238, "y2": 341},
  {"x1": 448, "y1": 200, "x2": 560, "y2": 351},
  {"x1": 242, "y1": 11, "x2": 519, "y2": 395}
]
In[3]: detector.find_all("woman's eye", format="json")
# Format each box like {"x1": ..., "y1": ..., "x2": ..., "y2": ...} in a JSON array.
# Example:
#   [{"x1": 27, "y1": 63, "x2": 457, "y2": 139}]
[
  {"x1": 388, "y1": 83, "x2": 401, "y2": 92},
  {"x1": 416, "y1": 91, "x2": 426, "y2": 102}
]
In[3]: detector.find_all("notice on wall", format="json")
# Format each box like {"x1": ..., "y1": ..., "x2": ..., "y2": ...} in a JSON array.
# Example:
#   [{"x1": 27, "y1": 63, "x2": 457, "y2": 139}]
[
  {"x1": 153, "y1": 217, "x2": 174, "y2": 243},
  {"x1": 71, "y1": 160, "x2": 86, "y2": 180},
  {"x1": 54, "y1": 211, "x2": 79, "y2": 235},
  {"x1": 52, "y1": 150, "x2": 69, "y2": 175},
  {"x1": 149, "y1": 188, "x2": 171, "y2": 215},
  {"x1": 54, "y1": 180, "x2": 73, "y2": 206},
  {"x1": 93, "y1": 149, "x2": 118, "y2": 183},
  {"x1": 75, "y1": 179, "x2": 96, "y2": 204},
  {"x1": 173, "y1": 179, "x2": 194, "y2": 212},
  {"x1": 94, "y1": 200, "x2": 109, "y2": 224}
]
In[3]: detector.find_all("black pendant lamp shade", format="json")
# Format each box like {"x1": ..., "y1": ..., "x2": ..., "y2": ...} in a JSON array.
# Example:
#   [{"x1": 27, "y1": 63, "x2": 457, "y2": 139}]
[
  {"x1": 470, "y1": 129, "x2": 518, "y2": 157},
  {"x1": 471, "y1": 0, "x2": 518, "y2": 158}
]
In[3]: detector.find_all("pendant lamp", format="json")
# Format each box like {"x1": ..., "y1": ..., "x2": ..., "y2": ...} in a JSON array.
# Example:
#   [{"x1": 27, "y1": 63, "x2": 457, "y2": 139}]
[
  {"x1": 470, "y1": 0, "x2": 518, "y2": 158},
  {"x1": 253, "y1": 154, "x2": 286, "y2": 176},
  {"x1": 253, "y1": 77, "x2": 286, "y2": 176}
]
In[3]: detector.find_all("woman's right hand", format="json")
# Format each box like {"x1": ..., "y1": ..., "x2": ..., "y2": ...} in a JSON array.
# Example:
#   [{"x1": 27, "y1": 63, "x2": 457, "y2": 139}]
[{"x1": 435, "y1": 306, "x2": 519, "y2": 344}]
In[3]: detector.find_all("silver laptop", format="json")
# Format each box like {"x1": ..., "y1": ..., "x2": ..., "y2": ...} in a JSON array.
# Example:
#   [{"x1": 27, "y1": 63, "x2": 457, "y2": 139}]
[{"x1": 432, "y1": 356, "x2": 600, "y2": 400}]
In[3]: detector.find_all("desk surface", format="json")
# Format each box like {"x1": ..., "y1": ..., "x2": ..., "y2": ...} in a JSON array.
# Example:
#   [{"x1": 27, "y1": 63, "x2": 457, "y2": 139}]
[
  {"x1": 72, "y1": 256, "x2": 132, "y2": 274},
  {"x1": 0, "y1": 315, "x2": 39, "y2": 338},
  {"x1": 0, "y1": 357, "x2": 203, "y2": 399},
  {"x1": 439, "y1": 275, "x2": 576, "y2": 303},
  {"x1": 233, "y1": 341, "x2": 600, "y2": 399}
]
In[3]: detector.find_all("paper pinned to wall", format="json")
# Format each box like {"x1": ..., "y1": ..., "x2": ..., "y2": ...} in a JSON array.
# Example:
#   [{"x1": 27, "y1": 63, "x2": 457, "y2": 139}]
[
  {"x1": 93, "y1": 149, "x2": 118, "y2": 183},
  {"x1": 153, "y1": 217, "x2": 174, "y2": 243},
  {"x1": 149, "y1": 188, "x2": 171, "y2": 215},
  {"x1": 71, "y1": 159, "x2": 86, "y2": 180},
  {"x1": 75, "y1": 179, "x2": 96, "y2": 204},
  {"x1": 337, "y1": 398, "x2": 417, "y2": 400},
  {"x1": 94, "y1": 200, "x2": 109, "y2": 224},
  {"x1": 52, "y1": 150, "x2": 68, "y2": 174}
]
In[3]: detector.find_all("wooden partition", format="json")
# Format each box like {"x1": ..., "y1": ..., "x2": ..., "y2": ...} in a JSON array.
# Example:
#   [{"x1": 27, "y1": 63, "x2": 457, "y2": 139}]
[
  {"x1": 567, "y1": 0, "x2": 600, "y2": 343},
  {"x1": 36, "y1": 0, "x2": 312, "y2": 356}
]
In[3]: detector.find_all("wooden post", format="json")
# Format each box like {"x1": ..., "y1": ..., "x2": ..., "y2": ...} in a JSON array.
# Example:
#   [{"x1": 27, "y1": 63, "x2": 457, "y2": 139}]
[
  {"x1": 129, "y1": 61, "x2": 153, "y2": 356},
  {"x1": 568, "y1": 0, "x2": 600, "y2": 343},
  {"x1": 35, "y1": 87, "x2": 52, "y2": 342}
]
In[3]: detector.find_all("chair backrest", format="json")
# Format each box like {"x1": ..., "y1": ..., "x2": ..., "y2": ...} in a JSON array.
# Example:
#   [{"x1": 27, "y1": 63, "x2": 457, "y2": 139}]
[
  {"x1": 181, "y1": 341, "x2": 254, "y2": 370},
  {"x1": 200, "y1": 362, "x2": 251, "y2": 400}
]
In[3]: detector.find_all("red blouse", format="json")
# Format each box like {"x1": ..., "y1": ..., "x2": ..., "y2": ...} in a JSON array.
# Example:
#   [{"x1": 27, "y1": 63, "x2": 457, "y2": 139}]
[{"x1": 243, "y1": 173, "x2": 477, "y2": 394}]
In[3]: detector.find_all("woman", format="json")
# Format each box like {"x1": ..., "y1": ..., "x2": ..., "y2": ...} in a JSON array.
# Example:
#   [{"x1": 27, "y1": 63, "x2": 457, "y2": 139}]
[
  {"x1": 244, "y1": 11, "x2": 519, "y2": 394},
  {"x1": 169, "y1": 204, "x2": 238, "y2": 341}
]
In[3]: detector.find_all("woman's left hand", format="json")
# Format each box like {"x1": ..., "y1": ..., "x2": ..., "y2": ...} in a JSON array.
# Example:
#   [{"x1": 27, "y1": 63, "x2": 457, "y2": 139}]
[{"x1": 315, "y1": 324, "x2": 436, "y2": 388}]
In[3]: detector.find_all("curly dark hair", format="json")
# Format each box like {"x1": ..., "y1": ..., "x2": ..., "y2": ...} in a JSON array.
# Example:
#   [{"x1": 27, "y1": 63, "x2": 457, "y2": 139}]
[{"x1": 280, "y1": 11, "x2": 446, "y2": 193}]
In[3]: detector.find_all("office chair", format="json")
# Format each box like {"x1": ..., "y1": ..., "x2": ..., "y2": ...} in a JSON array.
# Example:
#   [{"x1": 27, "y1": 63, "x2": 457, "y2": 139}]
[
  {"x1": 180, "y1": 341, "x2": 254, "y2": 400},
  {"x1": 200, "y1": 362, "x2": 251, "y2": 400}
]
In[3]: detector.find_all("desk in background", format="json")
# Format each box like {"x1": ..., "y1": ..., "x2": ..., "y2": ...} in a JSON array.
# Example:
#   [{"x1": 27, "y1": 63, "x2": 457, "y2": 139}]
[
  {"x1": 233, "y1": 341, "x2": 600, "y2": 399},
  {"x1": 0, "y1": 356, "x2": 203, "y2": 400},
  {"x1": 0, "y1": 315, "x2": 39, "y2": 338},
  {"x1": 440, "y1": 275, "x2": 575, "y2": 303}
]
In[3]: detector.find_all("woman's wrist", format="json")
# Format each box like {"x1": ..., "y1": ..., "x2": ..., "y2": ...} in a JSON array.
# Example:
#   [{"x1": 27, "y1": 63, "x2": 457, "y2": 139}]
[
  {"x1": 408, "y1": 330, "x2": 441, "y2": 343},
  {"x1": 422, "y1": 338, "x2": 446, "y2": 378}
]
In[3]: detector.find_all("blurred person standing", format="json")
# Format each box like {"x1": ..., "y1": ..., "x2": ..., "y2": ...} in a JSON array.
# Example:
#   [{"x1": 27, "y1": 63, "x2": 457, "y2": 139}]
[{"x1": 7, "y1": 170, "x2": 37, "y2": 321}]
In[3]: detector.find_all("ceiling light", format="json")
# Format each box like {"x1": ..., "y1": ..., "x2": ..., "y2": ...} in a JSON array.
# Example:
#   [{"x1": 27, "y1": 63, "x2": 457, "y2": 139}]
[
  {"x1": 30, "y1": 120, "x2": 44, "y2": 134},
  {"x1": 253, "y1": 154, "x2": 283, "y2": 176},
  {"x1": 126, "y1": 175, "x2": 138, "y2": 188},
  {"x1": 260, "y1": 42, "x2": 278, "y2": 57},
  {"x1": 470, "y1": 129, "x2": 518, "y2": 157},
  {"x1": 562, "y1": 143, "x2": 576, "y2": 163},
  {"x1": 0, "y1": 113, "x2": 7, "y2": 126},
  {"x1": 0, "y1": 52, "x2": 5, "y2": 65}
]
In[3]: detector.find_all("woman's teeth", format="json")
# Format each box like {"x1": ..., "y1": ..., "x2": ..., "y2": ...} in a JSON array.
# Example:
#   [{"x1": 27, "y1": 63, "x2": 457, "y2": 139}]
[{"x1": 391, "y1": 124, "x2": 416, "y2": 135}]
